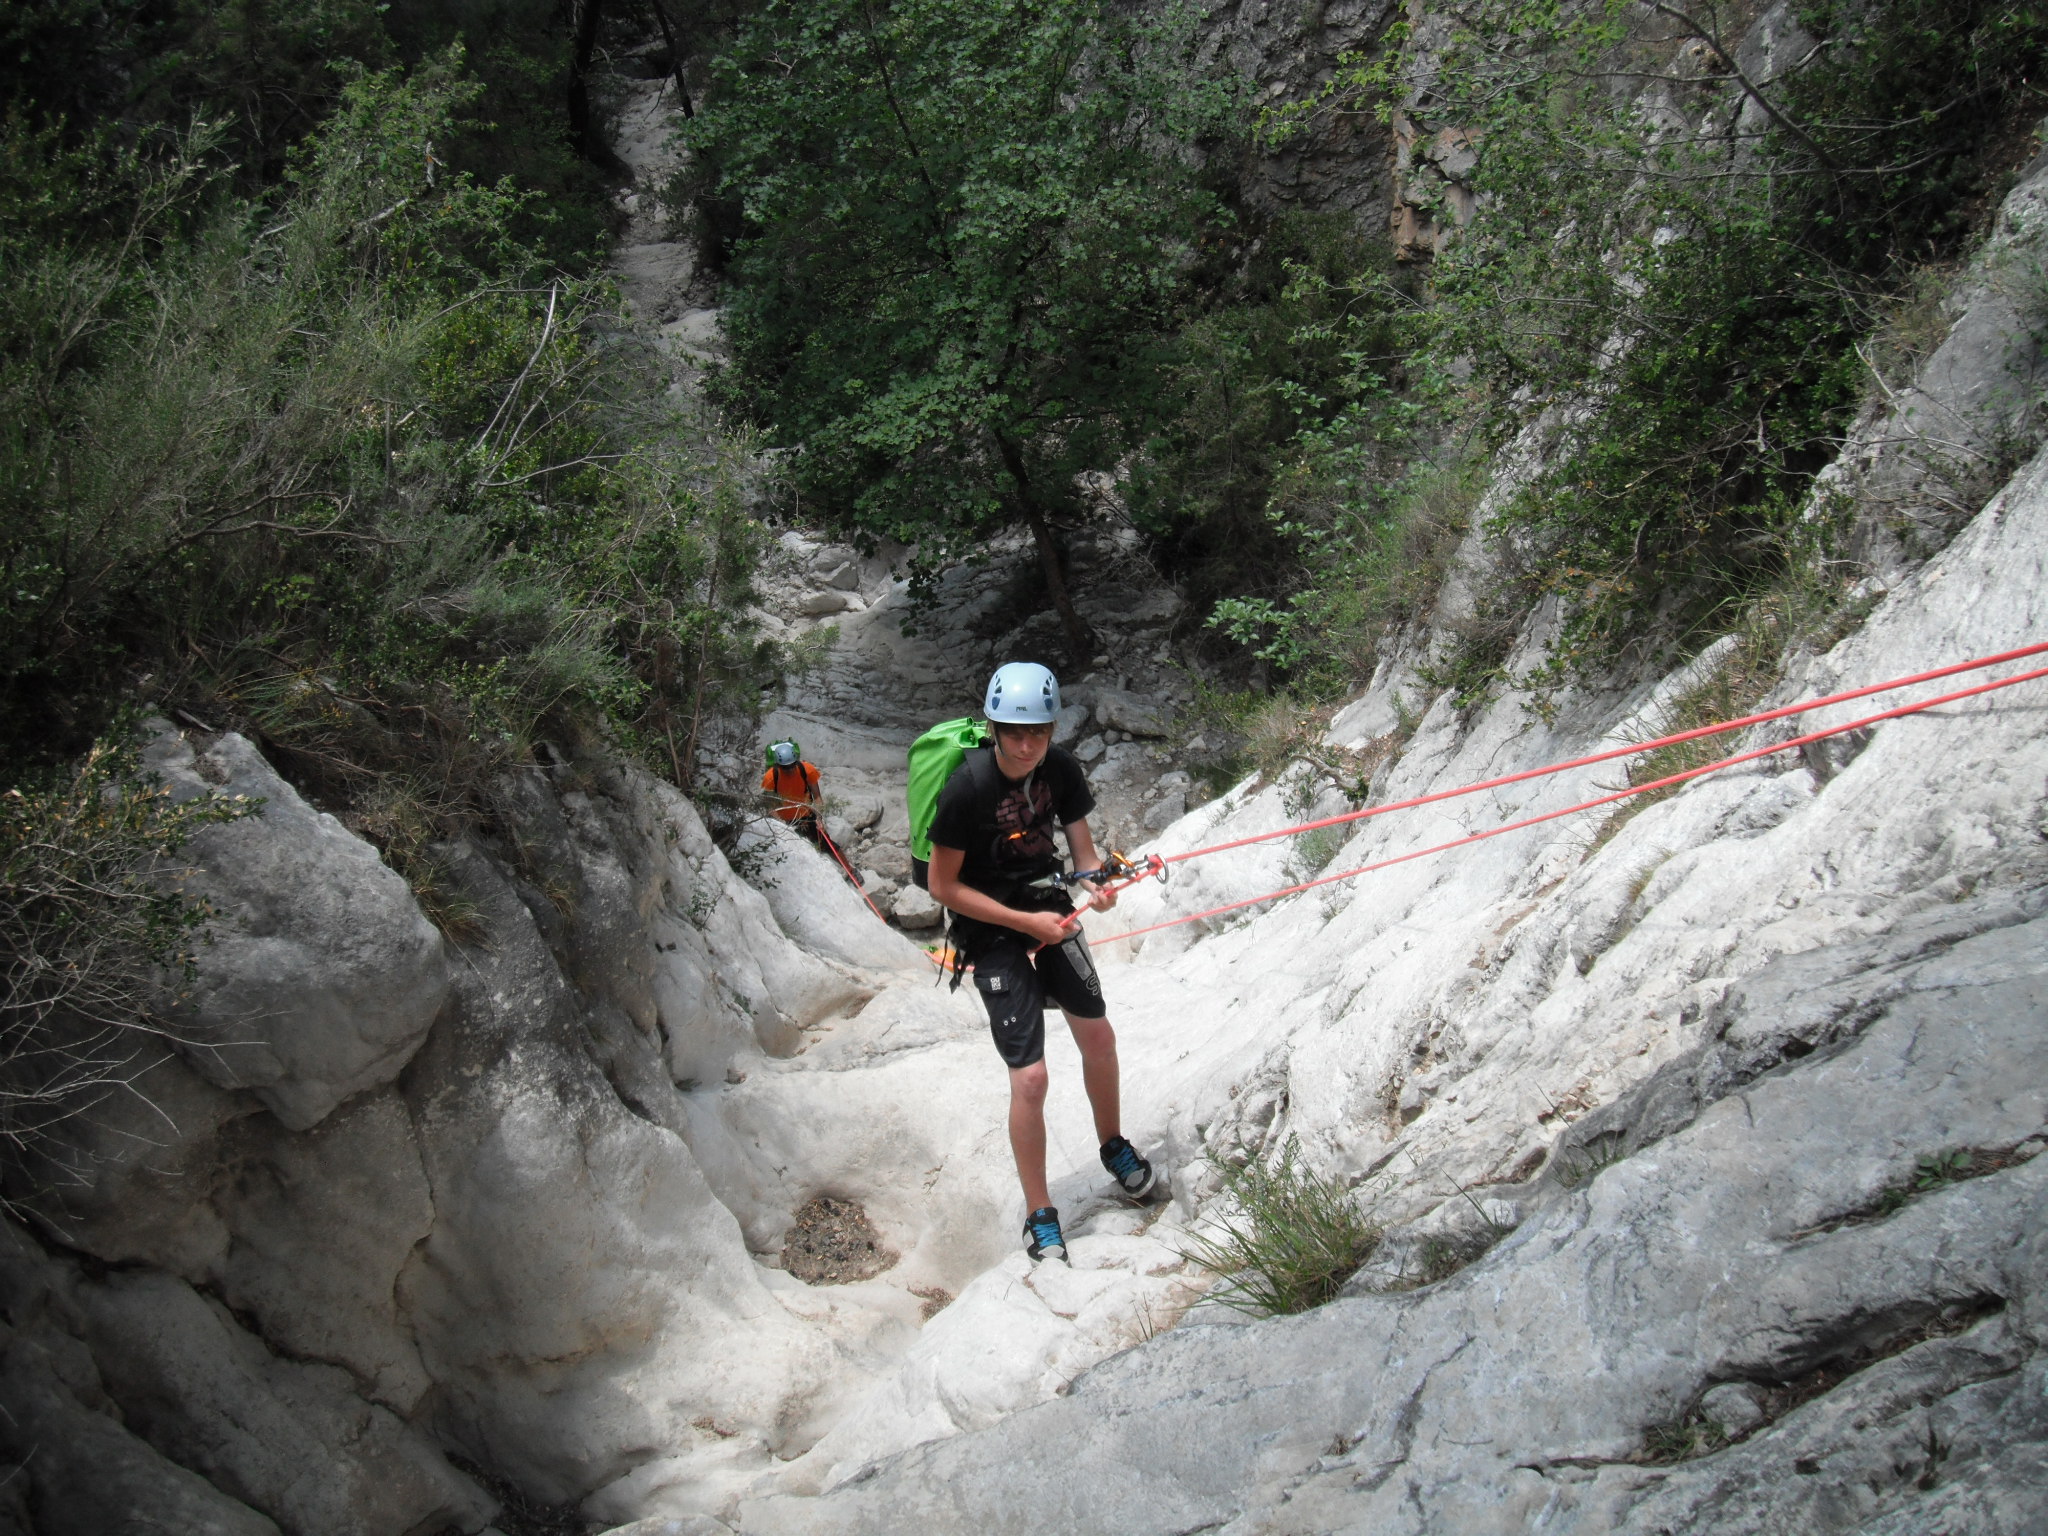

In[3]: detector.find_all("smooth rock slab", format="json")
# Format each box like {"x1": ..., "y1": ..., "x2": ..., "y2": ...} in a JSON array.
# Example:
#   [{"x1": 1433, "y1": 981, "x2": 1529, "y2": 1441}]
[{"x1": 737, "y1": 910, "x2": 2048, "y2": 1535}]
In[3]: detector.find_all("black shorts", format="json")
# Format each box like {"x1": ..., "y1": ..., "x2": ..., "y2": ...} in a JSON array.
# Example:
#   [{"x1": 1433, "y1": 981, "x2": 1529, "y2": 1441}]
[{"x1": 955, "y1": 920, "x2": 1106, "y2": 1069}]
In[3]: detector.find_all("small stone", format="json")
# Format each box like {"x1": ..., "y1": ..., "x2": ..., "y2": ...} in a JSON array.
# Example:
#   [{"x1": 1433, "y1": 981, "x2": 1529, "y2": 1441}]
[
  {"x1": 1075, "y1": 735, "x2": 1106, "y2": 763},
  {"x1": 1053, "y1": 702, "x2": 1090, "y2": 747},
  {"x1": 866, "y1": 843, "x2": 912, "y2": 881},
  {"x1": 1142, "y1": 793, "x2": 1185, "y2": 831},
  {"x1": 826, "y1": 562, "x2": 861, "y2": 591},
  {"x1": 1397, "y1": 1080, "x2": 1431, "y2": 1123},
  {"x1": 891, "y1": 884, "x2": 943, "y2": 929},
  {"x1": 1094, "y1": 688, "x2": 1169, "y2": 738},
  {"x1": 824, "y1": 816, "x2": 855, "y2": 848},
  {"x1": 1699, "y1": 1382, "x2": 1768, "y2": 1439}
]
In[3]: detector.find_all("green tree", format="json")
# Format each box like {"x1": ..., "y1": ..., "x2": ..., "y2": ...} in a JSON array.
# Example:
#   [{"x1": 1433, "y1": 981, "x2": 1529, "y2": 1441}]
[{"x1": 693, "y1": 0, "x2": 1235, "y2": 656}]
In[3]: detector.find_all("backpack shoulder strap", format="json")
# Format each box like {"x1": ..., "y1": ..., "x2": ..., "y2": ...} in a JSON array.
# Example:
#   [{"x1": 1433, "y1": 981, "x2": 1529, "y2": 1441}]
[{"x1": 962, "y1": 746, "x2": 1003, "y2": 811}]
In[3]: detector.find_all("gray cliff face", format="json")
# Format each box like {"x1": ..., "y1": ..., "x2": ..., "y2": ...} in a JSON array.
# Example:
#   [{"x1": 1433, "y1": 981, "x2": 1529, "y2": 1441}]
[{"x1": 1196, "y1": 0, "x2": 1399, "y2": 221}]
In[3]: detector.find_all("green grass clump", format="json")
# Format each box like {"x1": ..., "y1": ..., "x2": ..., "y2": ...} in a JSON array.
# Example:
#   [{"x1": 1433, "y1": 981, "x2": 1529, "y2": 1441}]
[{"x1": 1179, "y1": 1138, "x2": 1381, "y2": 1316}]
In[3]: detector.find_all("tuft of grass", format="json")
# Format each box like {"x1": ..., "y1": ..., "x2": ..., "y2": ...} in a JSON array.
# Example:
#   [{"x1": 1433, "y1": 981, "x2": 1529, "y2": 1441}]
[
  {"x1": 1178, "y1": 1137, "x2": 1381, "y2": 1316},
  {"x1": 1639, "y1": 1414, "x2": 1730, "y2": 1465},
  {"x1": 403, "y1": 855, "x2": 488, "y2": 946}
]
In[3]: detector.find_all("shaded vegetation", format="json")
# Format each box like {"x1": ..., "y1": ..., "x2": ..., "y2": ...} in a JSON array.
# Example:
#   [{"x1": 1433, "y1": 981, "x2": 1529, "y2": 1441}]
[
  {"x1": 2, "y1": 12, "x2": 787, "y2": 801},
  {"x1": 691, "y1": 0, "x2": 1238, "y2": 658},
  {"x1": 0, "y1": 4, "x2": 788, "y2": 1180}
]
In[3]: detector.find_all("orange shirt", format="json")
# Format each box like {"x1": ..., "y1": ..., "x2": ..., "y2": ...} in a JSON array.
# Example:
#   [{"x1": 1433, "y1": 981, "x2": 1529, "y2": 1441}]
[{"x1": 761, "y1": 761, "x2": 822, "y2": 822}]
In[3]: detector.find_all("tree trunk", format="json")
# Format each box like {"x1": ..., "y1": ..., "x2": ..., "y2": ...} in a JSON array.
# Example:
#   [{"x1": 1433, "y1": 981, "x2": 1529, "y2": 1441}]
[
  {"x1": 645, "y1": 0, "x2": 694, "y2": 118},
  {"x1": 567, "y1": 0, "x2": 629, "y2": 174},
  {"x1": 993, "y1": 433, "x2": 1096, "y2": 662}
]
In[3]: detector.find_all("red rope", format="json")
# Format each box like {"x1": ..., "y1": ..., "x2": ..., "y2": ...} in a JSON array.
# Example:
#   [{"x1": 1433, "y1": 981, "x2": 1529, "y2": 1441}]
[
  {"x1": 1088, "y1": 657, "x2": 2048, "y2": 948},
  {"x1": 1162, "y1": 639, "x2": 2048, "y2": 869},
  {"x1": 815, "y1": 821, "x2": 894, "y2": 925}
]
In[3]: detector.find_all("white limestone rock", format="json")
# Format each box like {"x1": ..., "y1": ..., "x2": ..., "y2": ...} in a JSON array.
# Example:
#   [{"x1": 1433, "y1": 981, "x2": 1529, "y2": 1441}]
[
  {"x1": 143, "y1": 726, "x2": 449, "y2": 1132},
  {"x1": 890, "y1": 884, "x2": 943, "y2": 930},
  {"x1": 738, "y1": 818, "x2": 932, "y2": 972},
  {"x1": 211, "y1": 1088, "x2": 438, "y2": 1412},
  {"x1": 737, "y1": 907, "x2": 2048, "y2": 1535}
]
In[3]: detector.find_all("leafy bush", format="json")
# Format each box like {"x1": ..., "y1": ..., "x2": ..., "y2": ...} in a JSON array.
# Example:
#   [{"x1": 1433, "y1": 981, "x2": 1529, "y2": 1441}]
[
  {"x1": 1, "y1": 52, "x2": 781, "y2": 845},
  {"x1": 692, "y1": 0, "x2": 1238, "y2": 656},
  {"x1": 0, "y1": 732, "x2": 256, "y2": 1168},
  {"x1": 1180, "y1": 1137, "x2": 1380, "y2": 1315},
  {"x1": 1239, "y1": 0, "x2": 2048, "y2": 689}
]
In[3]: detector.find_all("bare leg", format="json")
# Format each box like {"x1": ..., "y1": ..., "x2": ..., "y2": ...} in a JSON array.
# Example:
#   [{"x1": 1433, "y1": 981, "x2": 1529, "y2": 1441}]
[
  {"x1": 1064, "y1": 1012, "x2": 1121, "y2": 1146},
  {"x1": 1008, "y1": 1060, "x2": 1052, "y2": 1211}
]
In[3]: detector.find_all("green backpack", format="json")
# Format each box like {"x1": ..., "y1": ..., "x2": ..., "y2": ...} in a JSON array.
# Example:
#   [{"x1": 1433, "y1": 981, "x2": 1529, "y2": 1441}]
[{"x1": 906, "y1": 716, "x2": 994, "y2": 889}]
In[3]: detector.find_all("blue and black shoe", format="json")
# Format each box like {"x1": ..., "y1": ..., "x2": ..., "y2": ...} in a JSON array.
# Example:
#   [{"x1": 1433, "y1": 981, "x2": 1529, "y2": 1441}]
[
  {"x1": 1024, "y1": 1205, "x2": 1068, "y2": 1264},
  {"x1": 1100, "y1": 1136, "x2": 1157, "y2": 1199}
]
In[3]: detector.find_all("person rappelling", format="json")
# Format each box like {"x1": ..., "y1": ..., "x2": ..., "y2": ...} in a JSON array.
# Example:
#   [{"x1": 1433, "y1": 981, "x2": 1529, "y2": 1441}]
[
  {"x1": 916, "y1": 661, "x2": 1159, "y2": 1266},
  {"x1": 760, "y1": 739, "x2": 824, "y2": 846}
]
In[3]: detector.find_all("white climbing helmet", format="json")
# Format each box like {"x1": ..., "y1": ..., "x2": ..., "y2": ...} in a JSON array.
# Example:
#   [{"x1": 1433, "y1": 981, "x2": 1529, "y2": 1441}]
[
  {"x1": 768, "y1": 739, "x2": 800, "y2": 767},
  {"x1": 984, "y1": 661, "x2": 1060, "y2": 725}
]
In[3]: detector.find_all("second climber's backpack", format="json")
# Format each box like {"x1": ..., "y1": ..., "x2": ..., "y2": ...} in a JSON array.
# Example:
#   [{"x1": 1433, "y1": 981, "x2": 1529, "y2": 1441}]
[{"x1": 906, "y1": 716, "x2": 995, "y2": 889}]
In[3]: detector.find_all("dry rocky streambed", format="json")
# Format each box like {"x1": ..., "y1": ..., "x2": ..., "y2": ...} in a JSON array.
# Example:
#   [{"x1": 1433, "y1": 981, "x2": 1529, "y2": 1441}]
[{"x1": 5, "y1": 34, "x2": 2048, "y2": 1536}]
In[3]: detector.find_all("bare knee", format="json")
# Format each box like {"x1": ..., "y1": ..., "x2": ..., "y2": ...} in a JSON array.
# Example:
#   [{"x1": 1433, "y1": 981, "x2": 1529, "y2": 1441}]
[
  {"x1": 1009, "y1": 1061, "x2": 1049, "y2": 1107},
  {"x1": 1066, "y1": 1012, "x2": 1115, "y2": 1058}
]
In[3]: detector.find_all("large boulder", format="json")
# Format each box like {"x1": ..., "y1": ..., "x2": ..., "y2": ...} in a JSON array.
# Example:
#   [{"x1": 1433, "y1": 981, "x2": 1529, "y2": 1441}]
[
  {"x1": 211, "y1": 1088, "x2": 438, "y2": 1412},
  {"x1": 394, "y1": 839, "x2": 884, "y2": 1512},
  {"x1": 145, "y1": 727, "x2": 449, "y2": 1131}
]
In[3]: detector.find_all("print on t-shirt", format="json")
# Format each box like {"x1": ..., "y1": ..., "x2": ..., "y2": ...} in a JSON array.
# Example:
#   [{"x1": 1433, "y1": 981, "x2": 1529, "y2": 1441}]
[{"x1": 991, "y1": 774, "x2": 1058, "y2": 869}]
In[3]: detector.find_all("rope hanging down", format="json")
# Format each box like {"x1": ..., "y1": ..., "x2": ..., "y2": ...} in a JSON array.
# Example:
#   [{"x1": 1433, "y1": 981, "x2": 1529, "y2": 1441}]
[
  {"x1": 816, "y1": 821, "x2": 894, "y2": 925},
  {"x1": 1079, "y1": 642, "x2": 2048, "y2": 949}
]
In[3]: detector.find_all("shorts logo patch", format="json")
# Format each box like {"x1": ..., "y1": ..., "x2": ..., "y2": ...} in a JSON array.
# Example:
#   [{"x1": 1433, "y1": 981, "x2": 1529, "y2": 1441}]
[{"x1": 986, "y1": 975, "x2": 1006, "y2": 992}]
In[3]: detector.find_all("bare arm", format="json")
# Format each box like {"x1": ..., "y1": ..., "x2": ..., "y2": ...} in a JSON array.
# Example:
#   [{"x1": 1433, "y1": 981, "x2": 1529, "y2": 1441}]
[{"x1": 1061, "y1": 818, "x2": 1118, "y2": 914}]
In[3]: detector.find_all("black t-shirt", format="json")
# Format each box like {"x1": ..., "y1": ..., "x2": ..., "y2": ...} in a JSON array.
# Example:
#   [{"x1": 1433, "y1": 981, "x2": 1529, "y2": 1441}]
[{"x1": 927, "y1": 745, "x2": 1095, "y2": 905}]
